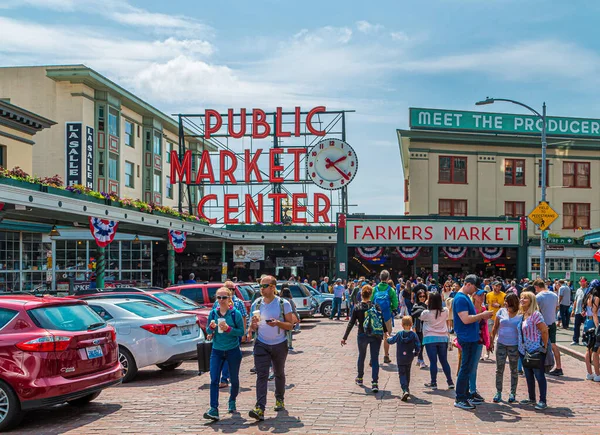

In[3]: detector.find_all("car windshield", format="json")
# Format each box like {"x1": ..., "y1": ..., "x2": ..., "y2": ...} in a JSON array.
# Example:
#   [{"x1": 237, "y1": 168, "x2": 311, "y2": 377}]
[
  {"x1": 116, "y1": 301, "x2": 176, "y2": 318},
  {"x1": 236, "y1": 285, "x2": 253, "y2": 300},
  {"x1": 152, "y1": 292, "x2": 200, "y2": 310},
  {"x1": 28, "y1": 304, "x2": 106, "y2": 331}
]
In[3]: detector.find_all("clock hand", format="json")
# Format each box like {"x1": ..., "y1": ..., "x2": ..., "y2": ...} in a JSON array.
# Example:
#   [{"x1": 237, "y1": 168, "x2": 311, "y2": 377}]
[
  {"x1": 325, "y1": 155, "x2": 347, "y2": 168},
  {"x1": 325, "y1": 158, "x2": 350, "y2": 181}
]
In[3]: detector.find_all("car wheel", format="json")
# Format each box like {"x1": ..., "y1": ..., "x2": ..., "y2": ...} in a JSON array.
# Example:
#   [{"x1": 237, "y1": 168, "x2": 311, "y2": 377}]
[
  {"x1": 67, "y1": 391, "x2": 101, "y2": 406},
  {"x1": 0, "y1": 380, "x2": 23, "y2": 432},
  {"x1": 156, "y1": 362, "x2": 183, "y2": 371},
  {"x1": 321, "y1": 302, "x2": 332, "y2": 317},
  {"x1": 119, "y1": 346, "x2": 138, "y2": 383}
]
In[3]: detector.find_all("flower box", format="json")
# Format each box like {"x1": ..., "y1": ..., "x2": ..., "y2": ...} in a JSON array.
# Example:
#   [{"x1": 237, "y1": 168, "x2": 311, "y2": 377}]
[{"x1": 0, "y1": 177, "x2": 39, "y2": 190}]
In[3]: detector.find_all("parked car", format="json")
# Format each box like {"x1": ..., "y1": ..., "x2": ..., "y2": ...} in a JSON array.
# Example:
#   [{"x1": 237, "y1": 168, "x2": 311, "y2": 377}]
[
  {"x1": 305, "y1": 284, "x2": 349, "y2": 317},
  {"x1": 70, "y1": 288, "x2": 211, "y2": 332},
  {"x1": 0, "y1": 295, "x2": 122, "y2": 431},
  {"x1": 275, "y1": 282, "x2": 315, "y2": 319},
  {"x1": 166, "y1": 282, "x2": 253, "y2": 313},
  {"x1": 86, "y1": 299, "x2": 205, "y2": 383}
]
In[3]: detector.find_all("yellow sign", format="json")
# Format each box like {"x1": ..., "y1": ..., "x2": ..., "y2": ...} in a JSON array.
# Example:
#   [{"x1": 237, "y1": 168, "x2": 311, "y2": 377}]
[{"x1": 528, "y1": 201, "x2": 558, "y2": 230}]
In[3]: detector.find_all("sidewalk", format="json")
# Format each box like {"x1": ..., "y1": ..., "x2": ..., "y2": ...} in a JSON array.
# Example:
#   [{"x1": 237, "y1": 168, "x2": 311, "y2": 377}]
[{"x1": 555, "y1": 323, "x2": 586, "y2": 361}]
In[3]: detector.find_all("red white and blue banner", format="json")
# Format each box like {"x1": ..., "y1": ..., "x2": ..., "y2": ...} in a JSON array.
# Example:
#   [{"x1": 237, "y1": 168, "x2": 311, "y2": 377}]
[
  {"x1": 168, "y1": 230, "x2": 187, "y2": 253},
  {"x1": 442, "y1": 246, "x2": 468, "y2": 260},
  {"x1": 89, "y1": 217, "x2": 118, "y2": 247},
  {"x1": 396, "y1": 246, "x2": 421, "y2": 260},
  {"x1": 356, "y1": 247, "x2": 384, "y2": 260},
  {"x1": 479, "y1": 247, "x2": 503, "y2": 261}
]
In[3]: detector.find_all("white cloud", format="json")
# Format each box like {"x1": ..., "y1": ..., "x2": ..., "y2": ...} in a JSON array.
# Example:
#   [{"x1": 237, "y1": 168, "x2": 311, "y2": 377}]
[
  {"x1": 293, "y1": 26, "x2": 353, "y2": 44},
  {"x1": 390, "y1": 31, "x2": 410, "y2": 42},
  {"x1": 356, "y1": 20, "x2": 384, "y2": 34}
]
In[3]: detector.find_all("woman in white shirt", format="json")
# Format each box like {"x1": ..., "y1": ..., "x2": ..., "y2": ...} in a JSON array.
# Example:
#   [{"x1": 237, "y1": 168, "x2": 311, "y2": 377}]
[{"x1": 421, "y1": 292, "x2": 454, "y2": 389}]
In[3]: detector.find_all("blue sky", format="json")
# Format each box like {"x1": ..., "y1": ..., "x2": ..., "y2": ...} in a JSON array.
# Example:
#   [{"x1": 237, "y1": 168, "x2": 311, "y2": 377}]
[{"x1": 1, "y1": 0, "x2": 599, "y2": 216}]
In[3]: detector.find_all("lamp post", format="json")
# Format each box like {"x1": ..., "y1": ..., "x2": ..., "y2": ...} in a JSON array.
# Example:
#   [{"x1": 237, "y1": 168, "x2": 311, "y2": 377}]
[{"x1": 475, "y1": 97, "x2": 547, "y2": 279}]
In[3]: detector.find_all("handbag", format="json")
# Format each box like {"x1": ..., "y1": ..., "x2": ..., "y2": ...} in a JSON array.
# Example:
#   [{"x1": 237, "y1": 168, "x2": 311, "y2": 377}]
[{"x1": 520, "y1": 318, "x2": 545, "y2": 369}]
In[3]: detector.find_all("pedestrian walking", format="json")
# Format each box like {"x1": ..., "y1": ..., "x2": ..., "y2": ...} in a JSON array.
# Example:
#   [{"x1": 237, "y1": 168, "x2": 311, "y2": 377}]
[
  {"x1": 344, "y1": 282, "x2": 352, "y2": 320},
  {"x1": 485, "y1": 280, "x2": 506, "y2": 360},
  {"x1": 583, "y1": 279, "x2": 600, "y2": 381},
  {"x1": 558, "y1": 279, "x2": 572, "y2": 329},
  {"x1": 571, "y1": 277, "x2": 588, "y2": 345},
  {"x1": 517, "y1": 291, "x2": 550, "y2": 410},
  {"x1": 341, "y1": 284, "x2": 388, "y2": 393},
  {"x1": 280, "y1": 286, "x2": 299, "y2": 351},
  {"x1": 330, "y1": 278, "x2": 345, "y2": 320},
  {"x1": 453, "y1": 274, "x2": 493, "y2": 410},
  {"x1": 490, "y1": 293, "x2": 521, "y2": 403},
  {"x1": 203, "y1": 287, "x2": 245, "y2": 421},
  {"x1": 411, "y1": 290, "x2": 428, "y2": 368},
  {"x1": 534, "y1": 279, "x2": 562, "y2": 376},
  {"x1": 247, "y1": 276, "x2": 295, "y2": 421},
  {"x1": 420, "y1": 292, "x2": 454, "y2": 390},
  {"x1": 370, "y1": 270, "x2": 399, "y2": 364},
  {"x1": 387, "y1": 316, "x2": 421, "y2": 401}
]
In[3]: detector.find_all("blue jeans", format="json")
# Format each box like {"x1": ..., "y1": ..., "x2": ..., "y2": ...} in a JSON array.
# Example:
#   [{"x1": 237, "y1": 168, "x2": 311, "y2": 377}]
[
  {"x1": 357, "y1": 333, "x2": 382, "y2": 382},
  {"x1": 520, "y1": 352, "x2": 547, "y2": 403},
  {"x1": 220, "y1": 336, "x2": 242, "y2": 382},
  {"x1": 331, "y1": 297, "x2": 342, "y2": 319},
  {"x1": 456, "y1": 341, "x2": 478, "y2": 403},
  {"x1": 424, "y1": 342, "x2": 453, "y2": 385},
  {"x1": 469, "y1": 344, "x2": 483, "y2": 394},
  {"x1": 209, "y1": 347, "x2": 242, "y2": 409}
]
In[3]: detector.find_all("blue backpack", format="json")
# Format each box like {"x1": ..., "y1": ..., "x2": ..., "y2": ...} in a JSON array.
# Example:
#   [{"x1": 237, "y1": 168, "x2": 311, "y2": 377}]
[
  {"x1": 373, "y1": 284, "x2": 392, "y2": 321},
  {"x1": 363, "y1": 305, "x2": 384, "y2": 337}
]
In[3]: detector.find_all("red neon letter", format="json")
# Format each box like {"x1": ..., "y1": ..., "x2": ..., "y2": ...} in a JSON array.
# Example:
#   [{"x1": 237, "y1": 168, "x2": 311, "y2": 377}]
[
  {"x1": 205, "y1": 109, "x2": 222, "y2": 139},
  {"x1": 314, "y1": 192, "x2": 331, "y2": 223},
  {"x1": 219, "y1": 150, "x2": 238, "y2": 184},
  {"x1": 244, "y1": 193, "x2": 264, "y2": 223},
  {"x1": 223, "y1": 194, "x2": 239, "y2": 224},
  {"x1": 292, "y1": 193, "x2": 307, "y2": 224},
  {"x1": 195, "y1": 150, "x2": 215, "y2": 184},
  {"x1": 244, "y1": 149, "x2": 263, "y2": 183},
  {"x1": 252, "y1": 109, "x2": 270, "y2": 139},
  {"x1": 268, "y1": 193, "x2": 287, "y2": 223},
  {"x1": 286, "y1": 148, "x2": 306, "y2": 182},
  {"x1": 228, "y1": 108, "x2": 246, "y2": 139},
  {"x1": 275, "y1": 107, "x2": 291, "y2": 138},
  {"x1": 269, "y1": 148, "x2": 284, "y2": 183},
  {"x1": 294, "y1": 106, "x2": 301, "y2": 137},
  {"x1": 170, "y1": 149, "x2": 192, "y2": 183},
  {"x1": 306, "y1": 106, "x2": 326, "y2": 136},
  {"x1": 197, "y1": 194, "x2": 217, "y2": 224}
]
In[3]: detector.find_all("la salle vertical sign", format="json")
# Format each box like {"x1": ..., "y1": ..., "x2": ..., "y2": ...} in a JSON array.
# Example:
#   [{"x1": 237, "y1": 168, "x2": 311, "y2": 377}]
[
  {"x1": 85, "y1": 126, "x2": 94, "y2": 189},
  {"x1": 65, "y1": 122, "x2": 83, "y2": 186}
]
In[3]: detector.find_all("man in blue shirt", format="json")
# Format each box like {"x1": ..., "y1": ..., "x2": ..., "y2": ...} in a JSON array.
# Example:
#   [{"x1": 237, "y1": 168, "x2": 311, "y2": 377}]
[
  {"x1": 453, "y1": 274, "x2": 493, "y2": 410},
  {"x1": 331, "y1": 278, "x2": 345, "y2": 320},
  {"x1": 185, "y1": 273, "x2": 196, "y2": 284}
]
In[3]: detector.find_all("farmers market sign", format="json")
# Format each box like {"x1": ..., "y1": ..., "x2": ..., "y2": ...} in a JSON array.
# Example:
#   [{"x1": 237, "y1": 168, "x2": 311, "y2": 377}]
[{"x1": 410, "y1": 108, "x2": 600, "y2": 138}]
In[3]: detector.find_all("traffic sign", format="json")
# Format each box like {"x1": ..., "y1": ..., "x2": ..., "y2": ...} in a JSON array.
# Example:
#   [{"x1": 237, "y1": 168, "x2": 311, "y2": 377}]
[{"x1": 528, "y1": 201, "x2": 558, "y2": 231}]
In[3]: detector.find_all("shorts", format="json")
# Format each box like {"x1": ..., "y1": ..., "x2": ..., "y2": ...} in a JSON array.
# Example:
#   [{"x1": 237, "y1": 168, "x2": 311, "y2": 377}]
[
  {"x1": 487, "y1": 318, "x2": 495, "y2": 334},
  {"x1": 385, "y1": 319, "x2": 393, "y2": 334},
  {"x1": 548, "y1": 323, "x2": 557, "y2": 344}
]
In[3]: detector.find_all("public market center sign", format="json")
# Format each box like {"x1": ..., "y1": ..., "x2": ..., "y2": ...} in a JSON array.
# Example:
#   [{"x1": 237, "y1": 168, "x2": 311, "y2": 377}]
[{"x1": 410, "y1": 108, "x2": 600, "y2": 138}]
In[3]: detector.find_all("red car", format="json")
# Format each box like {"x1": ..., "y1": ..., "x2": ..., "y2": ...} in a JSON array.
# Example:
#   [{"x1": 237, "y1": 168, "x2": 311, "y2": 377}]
[
  {"x1": 0, "y1": 295, "x2": 122, "y2": 431},
  {"x1": 165, "y1": 282, "x2": 254, "y2": 313},
  {"x1": 70, "y1": 288, "x2": 211, "y2": 332}
]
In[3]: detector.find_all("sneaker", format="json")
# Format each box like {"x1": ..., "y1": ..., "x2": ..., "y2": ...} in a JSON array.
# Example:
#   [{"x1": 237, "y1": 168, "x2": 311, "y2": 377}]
[
  {"x1": 355, "y1": 377, "x2": 363, "y2": 385},
  {"x1": 420, "y1": 362, "x2": 429, "y2": 369},
  {"x1": 586, "y1": 373, "x2": 594, "y2": 380},
  {"x1": 384, "y1": 355, "x2": 391, "y2": 364},
  {"x1": 454, "y1": 401, "x2": 475, "y2": 410},
  {"x1": 570, "y1": 341, "x2": 579, "y2": 345},
  {"x1": 228, "y1": 400, "x2": 236, "y2": 413},
  {"x1": 268, "y1": 372, "x2": 275, "y2": 380},
  {"x1": 401, "y1": 391, "x2": 409, "y2": 402},
  {"x1": 250, "y1": 367, "x2": 256, "y2": 374},
  {"x1": 248, "y1": 406, "x2": 265, "y2": 421},
  {"x1": 415, "y1": 360, "x2": 421, "y2": 367},
  {"x1": 471, "y1": 392, "x2": 485, "y2": 403},
  {"x1": 520, "y1": 399, "x2": 535, "y2": 406},
  {"x1": 548, "y1": 368, "x2": 563, "y2": 376},
  {"x1": 274, "y1": 399, "x2": 285, "y2": 411},
  {"x1": 594, "y1": 375, "x2": 600, "y2": 382},
  {"x1": 535, "y1": 401, "x2": 548, "y2": 410},
  {"x1": 203, "y1": 407, "x2": 220, "y2": 421},
  {"x1": 288, "y1": 346, "x2": 294, "y2": 350},
  {"x1": 518, "y1": 370, "x2": 524, "y2": 376},
  {"x1": 447, "y1": 382, "x2": 455, "y2": 390},
  {"x1": 424, "y1": 382, "x2": 437, "y2": 389},
  {"x1": 508, "y1": 393, "x2": 516, "y2": 403},
  {"x1": 372, "y1": 382, "x2": 379, "y2": 393},
  {"x1": 493, "y1": 392, "x2": 502, "y2": 403}
]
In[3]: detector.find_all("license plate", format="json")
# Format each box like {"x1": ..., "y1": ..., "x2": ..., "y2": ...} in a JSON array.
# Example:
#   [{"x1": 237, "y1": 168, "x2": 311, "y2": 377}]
[
  {"x1": 86, "y1": 345, "x2": 103, "y2": 359},
  {"x1": 180, "y1": 326, "x2": 192, "y2": 336}
]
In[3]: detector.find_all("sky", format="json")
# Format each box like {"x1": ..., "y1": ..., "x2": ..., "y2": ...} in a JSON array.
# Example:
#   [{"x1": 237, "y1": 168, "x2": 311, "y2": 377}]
[{"x1": 1, "y1": 0, "x2": 600, "y2": 216}]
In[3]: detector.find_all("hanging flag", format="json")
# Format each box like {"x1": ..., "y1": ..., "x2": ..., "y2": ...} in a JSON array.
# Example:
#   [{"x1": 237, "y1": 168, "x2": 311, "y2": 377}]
[
  {"x1": 479, "y1": 247, "x2": 504, "y2": 261},
  {"x1": 442, "y1": 246, "x2": 468, "y2": 260},
  {"x1": 356, "y1": 247, "x2": 384, "y2": 260},
  {"x1": 168, "y1": 230, "x2": 187, "y2": 253},
  {"x1": 89, "y1": 217, "x2": 118, "y2": 247},
  {"x1": 594, "y1": 249, "x2": 600, "y2": 263},
  {"x1": 396, "y1": 246, "x2": 421, "y2": 260}
]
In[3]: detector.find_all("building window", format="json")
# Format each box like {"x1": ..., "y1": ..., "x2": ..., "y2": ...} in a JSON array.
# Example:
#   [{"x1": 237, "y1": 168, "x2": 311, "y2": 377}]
[
  {"x1": 108, "y1": 155, "x2": 118, "y2": 180},
  {"x1": 125, "y1": 161, "x2": 134, "y2": 188},
  {"x1": 577, "y1": 258, "x2": 598, "y2": 272},
  {"x1": 404, "y1": 178, "x2": 409, "y2": 202},
  {"x1": 563, "y1": 161, "x2": 590, "y2": 188},
  {"x1": 439, "y1": 156, "x2": 467, "y2": 184},
  {"x1": 548, "y1": 258, "x2": 572, "y2": 272},
  {"x1": 166, "y1": 142, "x2": 173, "y2": 163},
  {"x1": 537, "y1": 159, "x2": 549, "y2": 187},
  {"x1": 504, "y1": 201, "x2": 525, "y2": 217},
  {"x1": 439, "y1": 199, "x2": 467, "y2": 216},
  {"x1": 166, "y1": 176, "x2": 173, "y2": 199},
  {"x1": 108, "y1": 108, "x2": 119, "y2": 137},
  {"x1": 505, "y1": 159, "x2": 525, "y2": 186},
  {"x1": 0, "y1": 145, "x2": 5, "y2": 167},
  {"x1": 530, "y1": 257, "x2": 540, "y2": 271},
  {"x1": 124, "y1": 121, "x2": 134, "y2": 148},
  {"x1": 153, "y1": 132, "x2": 162, "y2": 155},
  {"x1": 153, "y1": 172, "x2": 161, "y2": 193},
  {"x1": 563, "y1": 203, "x2": 590, "y2": 229}
]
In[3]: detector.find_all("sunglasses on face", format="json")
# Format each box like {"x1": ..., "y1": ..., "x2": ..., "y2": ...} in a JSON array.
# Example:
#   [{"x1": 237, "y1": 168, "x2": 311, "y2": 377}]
[
  {"x1": 217, "y1": 296, "x2": 230, "y2": 300},
  {"x1": 260, "y1": 283, "x2": 271, "y2": 289}
]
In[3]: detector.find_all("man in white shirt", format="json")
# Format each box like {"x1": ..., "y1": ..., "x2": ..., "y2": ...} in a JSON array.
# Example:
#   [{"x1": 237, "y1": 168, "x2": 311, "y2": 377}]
[{"x1": 571, "y1": 277, "x2": 588, "y2": 345}]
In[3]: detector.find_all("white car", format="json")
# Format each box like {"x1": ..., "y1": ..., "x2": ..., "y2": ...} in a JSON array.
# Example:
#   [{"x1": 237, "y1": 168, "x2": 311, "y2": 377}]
[{"x1": 86, "y1": 299, "x2": 205, "y2": 383}]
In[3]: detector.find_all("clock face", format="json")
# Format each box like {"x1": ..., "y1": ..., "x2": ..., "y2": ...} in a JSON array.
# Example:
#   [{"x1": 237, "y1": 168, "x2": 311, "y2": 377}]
[{"x1": 306, "y1": 138, "x2": 358, "y2": 190}]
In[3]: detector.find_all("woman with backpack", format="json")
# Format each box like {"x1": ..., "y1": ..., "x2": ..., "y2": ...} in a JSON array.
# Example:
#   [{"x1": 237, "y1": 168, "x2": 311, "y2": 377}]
[
  {"x1": 411, "y1": 289, "x2": 428, "y2": 368},
  {"x1": 420, "y1": 292, "x2": 455, "y2": 389},
  {"x1": 341, "y1": 284, "x2": 388, "y2": 394}
]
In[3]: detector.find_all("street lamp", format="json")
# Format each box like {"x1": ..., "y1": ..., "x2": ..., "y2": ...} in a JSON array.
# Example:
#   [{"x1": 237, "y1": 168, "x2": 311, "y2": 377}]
[{"x1": 475, "y1": 97, "x2": 548, "y2": 280}]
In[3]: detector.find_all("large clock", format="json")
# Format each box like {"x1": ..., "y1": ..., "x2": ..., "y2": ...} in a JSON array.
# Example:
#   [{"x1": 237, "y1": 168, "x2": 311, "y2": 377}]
[{"x1": 306, "y1": 138, "x2": 358, "y2": 190}]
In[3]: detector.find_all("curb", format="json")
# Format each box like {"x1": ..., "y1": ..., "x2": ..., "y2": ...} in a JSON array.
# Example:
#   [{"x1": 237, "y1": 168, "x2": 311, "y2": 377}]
[{"x1": 557, "y1": 344, "x2": 586, "y2": 362}]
